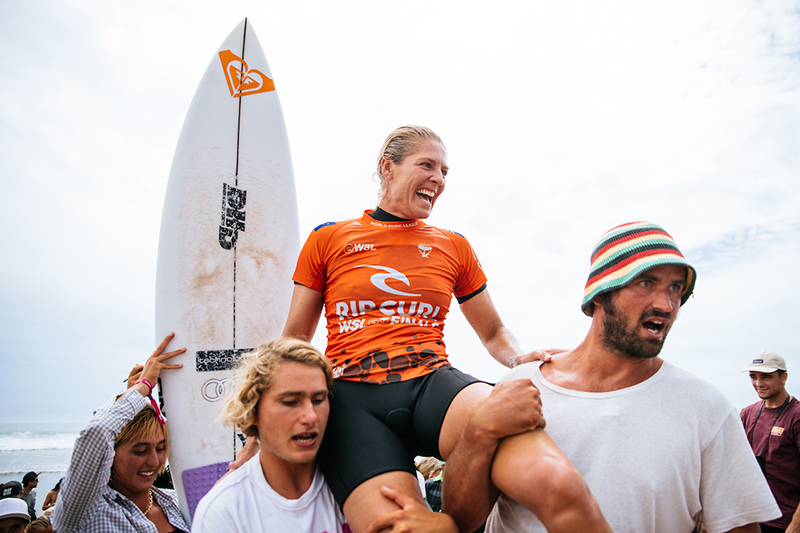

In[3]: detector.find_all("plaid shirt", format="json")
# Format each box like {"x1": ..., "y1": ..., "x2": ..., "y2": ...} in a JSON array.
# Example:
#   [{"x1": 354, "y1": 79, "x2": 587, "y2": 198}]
[
  {"x1": 425, "y1": 479, "x2": 443, "y2": 512},
  {"x1": 51, "y1": 391, "x2": 188, "y2": 533}
]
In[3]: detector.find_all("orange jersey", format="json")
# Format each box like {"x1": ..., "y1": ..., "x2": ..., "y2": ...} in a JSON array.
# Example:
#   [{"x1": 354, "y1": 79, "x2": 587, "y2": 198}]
[{"x1": 293, "y1": 210, "x2": 487, "y2": 383}]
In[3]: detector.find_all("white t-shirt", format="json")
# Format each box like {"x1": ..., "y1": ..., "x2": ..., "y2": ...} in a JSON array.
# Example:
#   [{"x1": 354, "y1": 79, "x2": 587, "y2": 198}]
[
  {"x1": 487, "y1": 361, "x2": 780, "y2": 533},
  {"x1": 192, "y1": 455, "x2": 348, "y2": 533},
  {"x1": 417, "y1": 471, "x2": 427, "y2": 497}
]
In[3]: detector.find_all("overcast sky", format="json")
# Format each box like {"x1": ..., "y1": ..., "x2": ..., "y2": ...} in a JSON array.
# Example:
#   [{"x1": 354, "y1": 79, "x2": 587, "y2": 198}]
[{"x1": 1, "y1": 0, "x2": 799, "y2": 423}]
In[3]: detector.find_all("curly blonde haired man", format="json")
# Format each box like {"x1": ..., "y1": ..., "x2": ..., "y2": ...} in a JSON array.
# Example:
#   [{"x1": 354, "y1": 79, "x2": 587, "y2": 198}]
[{"x1": 191, "y1": 338, "x2": 346, "y2": 533}]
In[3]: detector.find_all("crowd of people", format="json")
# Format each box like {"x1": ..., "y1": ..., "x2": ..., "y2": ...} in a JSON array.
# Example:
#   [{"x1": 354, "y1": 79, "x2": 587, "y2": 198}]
[
  {"x1": 6, "y1": 126, "x2": 797, "y2": 533},
  {"x1": 0, "y1": 473, "x2": 59, "y2": 532}
]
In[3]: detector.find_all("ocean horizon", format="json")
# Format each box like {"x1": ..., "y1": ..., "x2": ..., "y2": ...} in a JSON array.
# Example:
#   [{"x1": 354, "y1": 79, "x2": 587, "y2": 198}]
[{"x1": 0, "y1": 421, "x2": 81, "y2": 516}]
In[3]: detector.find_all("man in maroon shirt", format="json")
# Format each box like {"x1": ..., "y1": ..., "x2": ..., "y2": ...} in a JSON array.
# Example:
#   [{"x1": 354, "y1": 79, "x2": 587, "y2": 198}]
[{"x1": 741, "y1": 351, "x2": 800, "y2": 533}]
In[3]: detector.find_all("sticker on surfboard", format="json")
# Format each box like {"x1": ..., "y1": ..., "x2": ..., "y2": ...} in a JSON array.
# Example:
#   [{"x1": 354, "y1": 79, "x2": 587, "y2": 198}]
[{"x1": 218, "y1": 49, "x2": 275, "y2": 97}]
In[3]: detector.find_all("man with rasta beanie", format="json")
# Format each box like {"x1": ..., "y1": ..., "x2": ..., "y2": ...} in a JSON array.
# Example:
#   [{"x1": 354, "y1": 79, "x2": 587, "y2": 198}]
[{"x1": 446, "y1": 221, "x2": 780, "y2": 533}]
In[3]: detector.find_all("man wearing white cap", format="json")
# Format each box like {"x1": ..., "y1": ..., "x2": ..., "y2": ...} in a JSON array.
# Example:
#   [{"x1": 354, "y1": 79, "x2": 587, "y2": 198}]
[
  {"x1": 741, "y1": 351, "x2": 800, "y2": 533},
  {"x1": 0, "y1": 498, "x2": 30, "y2": 533}
]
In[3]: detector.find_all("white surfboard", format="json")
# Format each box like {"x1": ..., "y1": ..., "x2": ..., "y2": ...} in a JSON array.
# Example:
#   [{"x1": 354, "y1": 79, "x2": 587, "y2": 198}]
[{"x1": 155, "y1": 18, "x2": 300, "y2": 523}]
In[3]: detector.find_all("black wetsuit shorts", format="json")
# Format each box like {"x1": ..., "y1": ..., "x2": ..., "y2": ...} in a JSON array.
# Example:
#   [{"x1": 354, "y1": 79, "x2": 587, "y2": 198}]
[{"x1": 318, "y1": 366, "x2": 484, "y2": 506}]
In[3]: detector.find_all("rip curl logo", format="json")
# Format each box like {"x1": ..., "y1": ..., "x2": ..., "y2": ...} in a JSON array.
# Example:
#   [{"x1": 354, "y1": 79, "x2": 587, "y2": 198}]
[
  {"x1": 418, "y1": 243, "x2": 432, "y2": 258},
  {"x1": 355, "y1": 265, "x2": 420, "y2": 297},
  {"x1": 335, "y1": 265, "x2": 441, "y2": 334},
  {"x1": 218, "y1": 50, "x2": 275, "y2": 98},
  {"x1": 219, "y1": 184, "x2": 246, "y2": 250}
]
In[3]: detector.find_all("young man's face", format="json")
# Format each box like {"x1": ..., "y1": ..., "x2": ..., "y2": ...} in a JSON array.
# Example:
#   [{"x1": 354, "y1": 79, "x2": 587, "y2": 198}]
[
  {"x1": 597, "y1": 264, "x2": 686, "y2": 359},
  {"x1": 255, "y1": 362, "x2": 330, "y2": 468},
  {"x1": 749, "y1": 371, "x2": 787, "y2": 402},
  {"x1": 0, "y1": 517, "x2": 28, "y2": 533}
]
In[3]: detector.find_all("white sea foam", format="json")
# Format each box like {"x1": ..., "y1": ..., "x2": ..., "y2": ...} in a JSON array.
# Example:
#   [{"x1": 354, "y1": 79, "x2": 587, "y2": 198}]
[
  {"x1": 0, "y1": 423, "x2": 82, "y2": 478},
  {"x1": 0, "y1": 431, "x2": 79, "y2": 452}
]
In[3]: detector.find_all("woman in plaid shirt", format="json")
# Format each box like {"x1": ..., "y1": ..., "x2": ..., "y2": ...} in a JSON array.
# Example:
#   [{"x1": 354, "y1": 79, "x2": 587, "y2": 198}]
[{"x1": 51, "y1": 334, "x2": 188, "y2": 533}]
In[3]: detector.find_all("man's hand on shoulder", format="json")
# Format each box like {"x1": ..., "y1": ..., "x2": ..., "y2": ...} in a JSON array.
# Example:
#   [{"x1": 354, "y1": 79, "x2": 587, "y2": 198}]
[
  {"x1": 227, "y1": 436, "x2": 259, "y2": 472},
  {"x1": 515, "y1": 348, "x2": 568, "y2": 366},
  {"x1": 366, "y1": 486, "x2": 457, "y2": 533}
]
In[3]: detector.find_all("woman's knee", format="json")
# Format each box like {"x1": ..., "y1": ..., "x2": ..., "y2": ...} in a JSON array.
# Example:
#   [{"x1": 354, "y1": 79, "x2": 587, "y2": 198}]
[
  {"x1": 530, "y1": 455, "x2": 592, "y2": 514},
  {"x1": 492, "y1": 434, "x2": 592, "y2": 515},
  {"x1": 342, "y1": 471, "x2": 424, "y2": 533},
  {"x1": 504, "y1": 455, "x2": 608, "y2": 532}
]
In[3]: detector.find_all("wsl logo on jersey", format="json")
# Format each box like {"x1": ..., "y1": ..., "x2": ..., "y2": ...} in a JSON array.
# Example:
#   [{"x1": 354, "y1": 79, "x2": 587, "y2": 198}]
[
  {"x1": 418, "y1": 243, "x2": 432, "y2": 258},
  {"x1": 344, "y1": 243, "x2": 375, "y2": 253}
]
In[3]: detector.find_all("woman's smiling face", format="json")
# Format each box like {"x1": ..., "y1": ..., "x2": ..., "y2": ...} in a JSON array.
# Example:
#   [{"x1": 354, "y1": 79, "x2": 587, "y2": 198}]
[
  {"x1": 378, "y1": 140, "x2": 448, "y2": 220},
  {"x1": 110, "y1": 431, "x2": 167, "y2": 498}
]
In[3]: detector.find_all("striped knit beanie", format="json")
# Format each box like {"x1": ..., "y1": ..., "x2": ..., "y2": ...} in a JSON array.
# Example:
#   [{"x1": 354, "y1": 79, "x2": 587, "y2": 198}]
[{"x1": 582, "y1": 222, "x2": 697, "y2": 317}]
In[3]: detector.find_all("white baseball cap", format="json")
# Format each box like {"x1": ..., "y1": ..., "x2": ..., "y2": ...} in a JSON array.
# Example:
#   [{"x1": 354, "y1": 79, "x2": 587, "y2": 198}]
[
  {"x1": 0, "y1": 498, "x2": 30, "y2": 522},
  {"x1": 742, "y1": 350, "x2": 787, "y2": 373}
]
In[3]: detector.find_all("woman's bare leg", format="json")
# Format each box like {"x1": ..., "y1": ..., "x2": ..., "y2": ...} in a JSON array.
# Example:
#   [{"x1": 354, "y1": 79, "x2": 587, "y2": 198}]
[
  {"x1": 439, "y1": 381, "x2": 611, "y2": 533},
  {"x1": 342, "y1": 471, "x2": 425, "y2": 533},
  {"x1": 492, "y1": 429, "x2": 610, "y2": 532},
  {"x1": 339, "y1": 383, "x2": 492, "y2": 533}
]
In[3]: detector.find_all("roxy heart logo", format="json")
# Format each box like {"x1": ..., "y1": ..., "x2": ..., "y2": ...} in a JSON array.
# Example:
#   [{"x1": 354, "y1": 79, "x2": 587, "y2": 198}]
[{"x1": 218, "y1": 50, "x2": 275, "y2": 97}]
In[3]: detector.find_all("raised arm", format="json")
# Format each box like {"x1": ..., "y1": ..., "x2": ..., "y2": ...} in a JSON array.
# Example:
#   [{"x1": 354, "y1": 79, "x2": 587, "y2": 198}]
[
  {"x1": 42, "y1": 490, "x2": 57, "y2": 510},
  {"x1": 52, "y1": 389, "x2": 147, "y2": 530},
  {"x1": 282, "y1": 283, "x2": 324, "y2": 342},
  {"x1": 51, "y1": 334, "x2": 184, "y2": 531},
  {"x1": 459, "y1": 289, "x2": 552, "y2": 368}
]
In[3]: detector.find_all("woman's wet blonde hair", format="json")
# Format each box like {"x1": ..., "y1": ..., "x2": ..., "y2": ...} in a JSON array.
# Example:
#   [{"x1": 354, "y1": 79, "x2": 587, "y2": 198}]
[
  {"x1": 219, "y1": 338, "x2": 333, "y2": 438},
  {"x1": 114, "y1": 405, "x2": 170, "y2": 474},
  {"x1": 376, "y1": 125, "x2": 445, "y2": 197}
]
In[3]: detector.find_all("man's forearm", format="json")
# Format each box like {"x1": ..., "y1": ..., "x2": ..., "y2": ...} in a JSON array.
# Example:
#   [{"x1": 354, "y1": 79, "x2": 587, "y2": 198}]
[
  {"x1": 441, "y1": 378, "x2": 544, "y2": 533},
  {"x1": 786, "y1": 504, "x2": 800, "y2": 533},
  {"x1": 442, "y1": 421, "x2": 501, "y2": 533}
]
